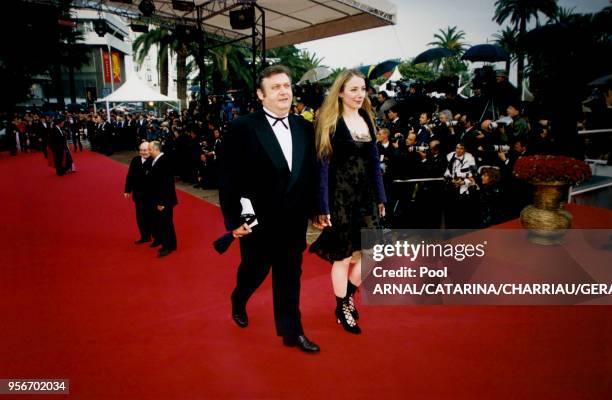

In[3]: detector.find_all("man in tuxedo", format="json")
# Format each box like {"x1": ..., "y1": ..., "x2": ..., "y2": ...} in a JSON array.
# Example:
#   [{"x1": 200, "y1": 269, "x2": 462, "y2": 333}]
[
  {"x1": 385, "y1": 106, "x2": 405, "y2": 137},
  {"x1": 219, "y1": 64, "x2": 319, "y2": 353},
  {"x1": 124, "y1": 141, "x2": 153, "y2": 244},
  {"x1": 48, "y1": 118, "x2": 73, "y2": 176},
  {"x1": 148, "y1": 140, "x2": 178, "y2": 257}
]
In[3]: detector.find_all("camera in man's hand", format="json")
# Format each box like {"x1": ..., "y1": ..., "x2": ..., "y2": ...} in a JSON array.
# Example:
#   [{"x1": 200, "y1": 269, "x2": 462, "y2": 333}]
[
  {"x1": 407, "y1": 145, "x2": 429, "y2": 153},
  {"x1": 478, "y1": 144, "x2": 510, "y2": 153},
  {"x1": 390, "y1": 133, "x2": 404, "y2": 143}
]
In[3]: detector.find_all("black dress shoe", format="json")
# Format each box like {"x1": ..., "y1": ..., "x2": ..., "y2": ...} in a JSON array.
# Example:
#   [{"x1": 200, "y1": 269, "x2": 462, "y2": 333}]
[
  {"x1": 134, "y1": 238, "x2": 150, "y2": 244},
  {"x1": 283, "y1": 335, "x2": 320, "y2": 353},
  {"x1": 157, "y1": 248, "x2": 173, "y2": 257},
  {"x1": 150, "y1": 241, "x2": 161, "y2": 248},
  {"x1": 231, "y1": 302, "x2": 248, "y2": 328},
  {"x1": 231, "y1": 311, "x2": 248, "y2": 328}
]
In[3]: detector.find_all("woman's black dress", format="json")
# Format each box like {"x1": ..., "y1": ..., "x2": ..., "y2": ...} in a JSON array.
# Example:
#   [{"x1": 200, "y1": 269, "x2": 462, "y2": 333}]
[{"x1": 309, "y1": 115, "x2": 384, "y2": 263}]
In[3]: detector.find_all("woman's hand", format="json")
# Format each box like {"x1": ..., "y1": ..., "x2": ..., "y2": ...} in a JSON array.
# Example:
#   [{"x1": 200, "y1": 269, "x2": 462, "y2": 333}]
[
  {"x1": 312, "y1": 214, "x2": 332, "y2": 229},
  {"x1": 378, "y1": 203, "x2": 386, "y2": 218}
]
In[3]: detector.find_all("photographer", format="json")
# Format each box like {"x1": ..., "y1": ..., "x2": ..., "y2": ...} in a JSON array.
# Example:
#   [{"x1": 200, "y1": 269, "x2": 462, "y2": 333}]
[
  {"x1": 498, "y1": 138, "x2": 532, "y2": 219},
  {"x1": 422, "y1": 139, "x2": 448, "y2": 178},
  {"x1": 476, "y1": 119, "x2": 510, "y2": 168},
  {"x1": 473, "y1": 166, "x2": 506, "y2": 227},
  {"x1": 432, "y1": 109, "x2": 459, "y2": 154},
  {"x1": 415, "y1": 112, "x2": 435, "y2": 146},
  {"x1": 385, "y1": 105, "x2": 406, "y2": 137},
  {"x1": 459, "y1": 114, "x2": 484, "y2": 156},
  {"x1": 417, "y1": 139, "x2": 448, "y2": 228},
  {"x1": 377, "y1": 128, "x2": 394, "y2": 227},
  {"x1": 391, "y1": 131, "x2": 426, "y2": 179},
  {"x1": 529, "y1": 119, "x2": 557, "y2": 155},
  {"x1": 506, "y1": 102, "x2": 529, "y2": 140},
  {"x1": 443, "y1": 142, "x2": 478, "y2": 228},
  {"x1": 376, "y1": 91, "x2": 396, "y2": 121}
]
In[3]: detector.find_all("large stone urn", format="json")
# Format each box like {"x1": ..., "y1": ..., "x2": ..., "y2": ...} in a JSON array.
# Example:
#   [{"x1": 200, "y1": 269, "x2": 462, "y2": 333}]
[{"x1": 520, "y1": 181, "x2": 573, "y2": 245}]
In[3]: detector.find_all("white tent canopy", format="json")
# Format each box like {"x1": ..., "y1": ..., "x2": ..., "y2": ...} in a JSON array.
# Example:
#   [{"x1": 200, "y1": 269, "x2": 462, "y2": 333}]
[
  {"x1": 70, "y1": 0, "x2": 396, "y2": 49},
  {"x1": 96, "y1": 77, "x2": 180, "y2": 121},
  {"x1": 97, "y1": 77, "x2": 179, "y2": 103}
]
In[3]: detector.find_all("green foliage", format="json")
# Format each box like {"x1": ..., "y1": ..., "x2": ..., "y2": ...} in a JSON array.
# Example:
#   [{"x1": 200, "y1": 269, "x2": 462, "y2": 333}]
[
  {"x1": 493, "y1": 0, "x2": 559, "y2": 90},
  {"x1": 266, "y1": 46, "x2": 325, "y2": 83},
  {"x1": 493, "y1": 0, "x2": 558, "y2": 28},
  {"x1": 398, "y1": 61, "x2": 438, "y2": 82},
  {"x1": 422, "y1": 26, "x2": 469, "y2": 77}
]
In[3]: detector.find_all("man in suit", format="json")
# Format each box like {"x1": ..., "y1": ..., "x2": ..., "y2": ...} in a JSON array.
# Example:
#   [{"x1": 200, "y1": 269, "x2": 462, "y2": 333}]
[
  {"x1": 219, "y1": 65, "x2": 319, "y2": 353},
  {"x1": 148, "y1": 140, "x2": 178, "y2": 257},
  {"x1": 124, "y1": 141, "x2": 153, "y2": 244},
  {"x1": 48, "y1": 118, "x2": 73, "y2": 176}
]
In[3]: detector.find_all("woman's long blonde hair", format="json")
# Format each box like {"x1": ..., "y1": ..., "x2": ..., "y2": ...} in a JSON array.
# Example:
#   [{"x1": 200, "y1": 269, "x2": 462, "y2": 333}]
[{"x1": 315, "y1": 69, "x2": 376, "y2": 160}]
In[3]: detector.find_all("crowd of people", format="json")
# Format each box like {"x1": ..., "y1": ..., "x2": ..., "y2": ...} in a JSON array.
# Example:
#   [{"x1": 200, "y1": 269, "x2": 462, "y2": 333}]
[{"x1": 1, "y1": 106, "x2": 234, "y2": 188}]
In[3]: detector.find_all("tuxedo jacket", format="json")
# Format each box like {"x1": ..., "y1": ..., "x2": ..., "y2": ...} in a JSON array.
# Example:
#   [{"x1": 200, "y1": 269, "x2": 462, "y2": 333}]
[
  {"x1": 219, "y1": 110, "x2": 316, "y2": 250},
  {"x1": 149, "y1": 154, "x2": 178, "y2": 208},
  {"x1": 125, "y1": 156, "x2": 152, "y2": 203}
]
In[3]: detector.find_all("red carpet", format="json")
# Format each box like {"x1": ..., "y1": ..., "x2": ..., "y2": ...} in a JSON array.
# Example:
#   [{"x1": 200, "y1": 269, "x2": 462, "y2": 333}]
[{"x1": 0, "y1": 150, "x2": 611, "y2": 399}]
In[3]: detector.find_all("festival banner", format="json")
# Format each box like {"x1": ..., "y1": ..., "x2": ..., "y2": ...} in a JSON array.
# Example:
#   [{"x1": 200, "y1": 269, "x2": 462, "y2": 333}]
[
  {"x1": 102, "y1": 51, "x2": 111, "y2": 83},
  {"x1": 111, "y1": 51, "x2": 121, "y2": 83}
]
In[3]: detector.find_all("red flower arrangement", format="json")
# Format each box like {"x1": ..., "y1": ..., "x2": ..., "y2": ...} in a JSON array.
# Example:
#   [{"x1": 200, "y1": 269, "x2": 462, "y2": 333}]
[{"x1": 513, "y1": 155, "x2": 592, "y2": 184}]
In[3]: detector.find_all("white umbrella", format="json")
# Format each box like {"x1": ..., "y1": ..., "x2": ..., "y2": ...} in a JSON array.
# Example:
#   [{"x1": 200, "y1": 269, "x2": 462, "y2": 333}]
[{"x1": 298, "y1": 66, "x2": 332, "y2": 84}]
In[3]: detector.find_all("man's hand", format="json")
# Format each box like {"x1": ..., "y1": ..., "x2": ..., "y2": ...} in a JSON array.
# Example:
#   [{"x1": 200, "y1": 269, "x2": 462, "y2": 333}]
[
  {"x1": 497, "y1": 151, "x2": 507, "y2": 162},
  {"x1": 378, "y1": 203, "x2": 386, "y2": 218},
  {"x1": 232, "y1": 223, "x2": 252, "y2": 238},
  {"x1": 157, "y1": 205, "x2": 165, "y2": 211},
  {"x1": 123, "y1": 193, "x2": 130, "y2": 199}
]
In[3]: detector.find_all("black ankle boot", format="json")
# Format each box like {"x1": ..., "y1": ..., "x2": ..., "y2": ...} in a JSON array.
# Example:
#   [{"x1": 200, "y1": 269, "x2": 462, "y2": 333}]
[
  {"x1": 346, "y1": 281, "x2": 359, "y2": 320},
  {"x1": 335, "y1": 296, "x2": 361, "y2": 334}
]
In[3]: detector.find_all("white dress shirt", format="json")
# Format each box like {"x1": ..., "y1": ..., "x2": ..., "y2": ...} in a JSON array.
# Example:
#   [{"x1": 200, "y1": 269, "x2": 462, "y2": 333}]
[{"x1": 263, "y1": 106, "x2": 292, "y2": 171}]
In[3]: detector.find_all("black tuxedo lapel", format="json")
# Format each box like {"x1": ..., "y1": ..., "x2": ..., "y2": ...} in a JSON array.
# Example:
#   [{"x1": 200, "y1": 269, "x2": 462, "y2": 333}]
[
  {"x1": 287, "y1": 115, "x2": 305, "y2": 190},
  {"x1": 253, "y1": 111, "x2": 290, "y2": 173}
]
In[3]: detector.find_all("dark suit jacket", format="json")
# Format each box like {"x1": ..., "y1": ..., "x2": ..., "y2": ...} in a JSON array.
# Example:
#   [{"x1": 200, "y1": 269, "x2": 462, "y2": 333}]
[
  {"x1": 125, "y1": 156, "x2": 152, "y2": 202},
  {"x1": 149, "y1": 154, "x2": 178, "y2": 208},
  {"x1": 219, "y1": 110, "x2": 316, "y2": 250}
]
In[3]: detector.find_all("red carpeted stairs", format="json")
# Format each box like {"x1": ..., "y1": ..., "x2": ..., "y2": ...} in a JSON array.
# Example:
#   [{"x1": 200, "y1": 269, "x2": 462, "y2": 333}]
[{"x1": 0, "y1": 151, "x2": 610, "y2": 399}]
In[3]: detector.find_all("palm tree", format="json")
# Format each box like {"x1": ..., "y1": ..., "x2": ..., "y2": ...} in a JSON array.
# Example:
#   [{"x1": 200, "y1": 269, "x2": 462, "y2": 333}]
[
  {"x1": 133, "y1": 28, "x2": 171, "y2": 95},
  {"x1": 493, "y1": 0, "x2": 558, "y2": 92},
  {"x1": 493, "y1": 26, "x2": 518, "y2": 77},
  {"x1": 427, "y1": 26, "x2": 467, "y2": 55},
  {"x1": 426, "y1": 26, "x2": 468, "y2": 76},
  {"x1": 266, "y1": 46, "x2": 325, "y2": 83},
  {"x1": 548, "y1": 6, "x2": 576, "y2": 24}
]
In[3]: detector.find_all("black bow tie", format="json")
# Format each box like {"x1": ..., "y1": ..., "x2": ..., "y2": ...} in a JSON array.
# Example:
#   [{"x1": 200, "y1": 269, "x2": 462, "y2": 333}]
[{"x1": 264, "y1": 111, "x2": 288, "y2": 129}]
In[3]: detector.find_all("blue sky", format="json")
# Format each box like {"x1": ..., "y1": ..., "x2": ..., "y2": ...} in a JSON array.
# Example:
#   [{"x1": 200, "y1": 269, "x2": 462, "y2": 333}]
[{"x1": 297, "y1": 0, "x2": 609, "y2": 69}]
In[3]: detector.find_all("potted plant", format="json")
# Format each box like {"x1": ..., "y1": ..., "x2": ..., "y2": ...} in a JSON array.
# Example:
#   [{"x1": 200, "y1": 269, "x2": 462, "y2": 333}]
[{"x1": 513, "y1": 155, "x2": 592, "y2": 244}]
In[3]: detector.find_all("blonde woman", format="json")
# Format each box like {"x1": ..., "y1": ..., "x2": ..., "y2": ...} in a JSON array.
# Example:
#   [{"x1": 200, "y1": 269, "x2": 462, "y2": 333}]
[{"x1": 310, "y1": 70, "x2": 386, "y2": 334}]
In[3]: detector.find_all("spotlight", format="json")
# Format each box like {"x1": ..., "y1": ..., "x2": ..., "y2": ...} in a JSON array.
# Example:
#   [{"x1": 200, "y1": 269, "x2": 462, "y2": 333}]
[
  {"x1": 130, "y1": 23, "x2": 149, "y2": 33},
  {"x1": 172, "y1": 1, "x2": 195, "y2": 12},
  {"x1": 229, "y1": 7, "x2": 255, "y2": 30},
  {"x1": 175, "y1": 24, "x2": 196, "y2": 41},
  {"x1": 138, "y1": 0, "x2": 155, "y2": 17},
  {"x1": 93, "y1": 19, "x2": 107, "y2": 37}
]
